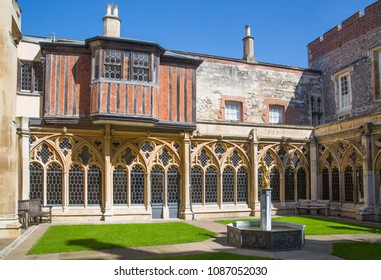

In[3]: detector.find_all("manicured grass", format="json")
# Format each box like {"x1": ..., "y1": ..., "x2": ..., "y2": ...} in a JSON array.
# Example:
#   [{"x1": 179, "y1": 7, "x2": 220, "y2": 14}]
[
  {"x1": 332, "y1": 242, "x2": 381, "y2": 260},
  {"x1": 27, "y1": 222, "x2": 216, "y2": 255},
  {"x1": 218, "y1": 216, "x2": 381, "y2": 236},
  {"x1": 151, "y1": 252, "x2": 277, "y2": 260}
]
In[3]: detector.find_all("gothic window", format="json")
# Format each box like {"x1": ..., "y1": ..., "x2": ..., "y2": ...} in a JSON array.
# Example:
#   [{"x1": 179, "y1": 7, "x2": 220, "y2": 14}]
[
  {"x1": 356, "y1": 166, "x2": 364, "y2": 203},
  {"x1": 87, "y1": 165, "x2": 102, "y2": 206},
  {"x1": 46, "y1": 163, "x2": 63, "y2": 205},
  {"x1": 257, "y1": 166, "x2": 263, "y2": 201},
  {"x1": 222, "y1": 167, "x2": 234, "y2": 203},
  {"x1": 344, "y1": 166, "x2": 354, "y2": 203},
  {"x1": 69, "y1": 164, "x2": 84, "y2": 205},
  {"x1": 270, "y1": 167, "x2": 280, "y2": 202},
  {"x1": 322, "y1": 168, "x2": 330, "y2": 200},
  {"x1": 29, "y1": 163, "x2": 43, "y2": 200},
  {"x1": 205, "y1": 166, "x2": 218, "y2": 204},
  {"x1": 332, "y1": 167, "x2": 340, "y2": 202},
  {"x1": 151, "y1": 166, "x2": 164, "y2": 204},
  {"x1": 113, "y1": 166, "x2": 128, "y2": 205},
  {"x1": 285, "y1": 167, "x2": 295, "y2": 201},
  {"x1": 190, "y1": 166, "x2": 203, "y2": 204},
  {"x1": 167, "y1": 166, "x2": 180, "y2": 204},
  {"x1": 130, "y1": 165, "x2": 145, "y2": 205},
  {"x1": 297, "y1": 168, "x2": 307, "y2": 200},
  {"x1": 237, "y1": 167, "x2": 248, "y2": 203}
]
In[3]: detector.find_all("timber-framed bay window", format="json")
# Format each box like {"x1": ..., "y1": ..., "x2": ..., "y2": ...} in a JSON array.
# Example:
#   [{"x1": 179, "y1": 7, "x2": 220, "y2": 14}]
[{"x1": 91, "y1": 47, "x2": 159, "y2": 84}]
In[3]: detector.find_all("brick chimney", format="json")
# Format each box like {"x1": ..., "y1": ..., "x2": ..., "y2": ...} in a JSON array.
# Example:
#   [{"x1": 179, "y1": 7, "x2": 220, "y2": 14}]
[
  {"x1": 243, "y1": 25, "x2": 256, "y2": 63},
  {"x1": 103, "y1": 4, "x2": 121, "y2": 37}
]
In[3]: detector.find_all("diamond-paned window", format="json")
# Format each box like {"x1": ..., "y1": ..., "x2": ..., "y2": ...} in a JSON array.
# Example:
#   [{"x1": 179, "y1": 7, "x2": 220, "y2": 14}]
[
  {"x1": 191, "y1": 166, "x2": 202, "y2": 204},
  {"x1": 104, "y1": 49, "x2": 122, "y2": 80},
  {"x1": 78, "y1": 146, "x2": 93, "y2": 166},
  {"x1": 332, "y1": 167, "x2": 340, "y2": 202},
  {"x1": 122, "y1": 147, "x2": 136, "y2": 166},
  {"x1": 344, "y1": 166, "x2": 354, "y2": 203},
  {"x1": 264, "y1": 152, "x2": 273, "y2": 167},
  {"x1": 131, "y1": 165, "x2": 145, "y2": 205},
  {"x1": 38, "y1": 144, "x2": 53, "y2": 165},
  {"x1": 113, "y1": 166, "x2": 128, "y2": 205},
  {"x1": 167, "y1": 166, "x2": 180, "y2": 204},
  {"x1": 87, "y1": 165, "x2": 102, "y2": 206},
  {"x1": 215, "y1": 144, "x2": 225, "y2": 155},
  {"x1": 322, "y1": 168, "x2": 329, "y2": 200},
  {"x1": 69, "y1": 164, "x2": 84, "y2": 205},
  {"x1": 59, "y1": 138, "x2": 72, "y2": 150},
  {"x1": 141, "y1": 142, "x2": 154, "y2": 152},
  {"x1": 205, "y1": 166, "x2": 217, "y2": 203},
  {"x1": 132, "y1": 52, "x2": 149, "y2": 82},
  {"x1": 230, "y1": 151, "x2": 241, "y2": 167},
  {"x1": 297, "y1": 168, "x2": 307, "y2": 200},
  {"x1": 47, "y1": 163, "x2": 63, "y2": 205},
  {"x1": 222, "y1": 167, "x2": 234, "y2": 203},
  {"x1": 198, "y1": 149, "x2": 210, "y2": 167},
  {"x1": 284, "y1": 167, "x2": 295, "y2": 201},
  {"x1": 150, "y1": 166, "x2": 164, "y2": 204},
  {"x1": 20, "y1": 61, "x2": 43, "y2": 93},
  {"x1": 237, "y1": 167, "x2": 247, "y2": 203},
  {"x1": 270, "y1": 168, "x2": 280, "y2": 202},
  {"x1": 29, "y1": 163, "x2": 43, "y2": 200},
  {"x1": 159, "y1": 148, "x2": 172, "y2": 167}
]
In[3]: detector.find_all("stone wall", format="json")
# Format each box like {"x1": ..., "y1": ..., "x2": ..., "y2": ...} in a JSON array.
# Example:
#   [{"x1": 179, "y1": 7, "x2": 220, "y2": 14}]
[{"x1": 194, "y1": 55, "x2": 321, "y2": 126}]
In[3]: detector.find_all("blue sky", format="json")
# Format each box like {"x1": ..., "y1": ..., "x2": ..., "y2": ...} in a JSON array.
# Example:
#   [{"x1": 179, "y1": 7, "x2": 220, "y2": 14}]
[{"x1": 18, "y1": 0, "x2": 377, "y2": 68}]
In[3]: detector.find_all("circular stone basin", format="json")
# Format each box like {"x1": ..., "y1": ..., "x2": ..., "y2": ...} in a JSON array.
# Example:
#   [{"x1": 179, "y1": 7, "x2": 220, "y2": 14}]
[{"x1": 227, "y1": 221, "x2": 305, "y2": 251}]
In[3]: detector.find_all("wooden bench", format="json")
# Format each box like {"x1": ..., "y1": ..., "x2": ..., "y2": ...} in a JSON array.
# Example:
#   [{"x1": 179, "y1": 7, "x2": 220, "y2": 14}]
[
  {"x1": 295, "y1": 199, "x2": 330, "y2": 216},
  {"x1": 18, "y1": 199, "x2": 52, "y2": 228}
]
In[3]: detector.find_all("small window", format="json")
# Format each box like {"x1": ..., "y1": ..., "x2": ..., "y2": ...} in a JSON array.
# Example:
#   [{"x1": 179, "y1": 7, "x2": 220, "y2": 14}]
[
  {"x1": 225, "y1": 101, "x2": 241, "y2": 121},
  {"x1": 339, "y1": 74, "x2": 351, "y2": 109},
  {"x1": 19, "y1": 60, "x2": 43, "y2": 93},
  {"x1": 95, "y1": 49, "x2": 152, "y2": 83},
  {"x1": 269, "y1": 105, "x2": 284, "y2": 124}
]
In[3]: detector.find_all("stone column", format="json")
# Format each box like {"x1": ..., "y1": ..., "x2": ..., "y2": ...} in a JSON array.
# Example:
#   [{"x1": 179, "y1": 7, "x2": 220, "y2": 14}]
[
  {"x1": 309, "y1": 135, "x2": 319, "y2": 200},
  {"x1": 0, "y1": 0, "x2": 22, "y2": 238},
  {"x1": 181, "y1": 132, "x2": 192, "y2": 220},
  {"x1": 18, "y1": 117, "x2": 30, "y2": 200},
  {"x1": 249, "y1": 129, "x2": 258, "y2": 211},
  {"x1": 361, "y1": 123, "x2": 375, "y2": 209},
  {"x1": 103, "y1": 124, "x2": 112, "y2": 219}
]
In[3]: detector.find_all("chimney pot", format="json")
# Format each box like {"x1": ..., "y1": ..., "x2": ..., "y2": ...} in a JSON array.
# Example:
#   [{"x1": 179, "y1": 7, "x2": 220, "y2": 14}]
[
  {"x1": 106, "y1": 4, "x2": 112, "y2": 15},
  {"x1": 243, "y1": 25, "x2": 256, "y2": 63},
  {"x1": 113, "y1": 5, "x2": 119, "y2": 17},
  {"x1": 245, "y1": 25, "x2": 251, "y2": 36}
]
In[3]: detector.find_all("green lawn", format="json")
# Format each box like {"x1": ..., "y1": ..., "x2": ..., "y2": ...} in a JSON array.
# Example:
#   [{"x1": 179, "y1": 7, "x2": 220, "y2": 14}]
[
  {"x1": 27, "y1": 222, "x2": 216, "y2": 255},
  {"x1": 332, "y1": 242, "x2": 381, "y2": 260},
  {"x1": 218, "y1": 216, "x2": 381, "y2": 235},
  {"x1": 151, "y1": 252, "x2": 277, "y2": 260}
]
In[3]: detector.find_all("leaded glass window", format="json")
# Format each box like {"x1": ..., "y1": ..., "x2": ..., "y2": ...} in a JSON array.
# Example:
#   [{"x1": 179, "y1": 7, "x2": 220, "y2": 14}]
[
  {"x1": 167, "y1": 166, "x2": 180, "y2": 204},
  {"x1": 38, "y1": 144, "x2": 53, "y2": 165},
  {"x1": 297, "y1": 168, "x2": 307, "y2": 200},
  {"x1": 344, "y1": 166, "x2": 354, "y2": 202},
  {"x1": 29, "y1": 163, "x2": 43, "y2": 200},
  {"x1": 113, "y1": 166, "x2": 128, "y2": 205},
  {"x1": 237, "y1": 167, "x2": 247, "y2": 203},
  {"x1": 205, "y1": 166, "x2": 217, "y2": 203},
  {"x1": 87, "y1": 165, "x2": 102, "y2": 206},
  {"x1": 198, "y1": 149, "x2": 210, "y2": 167},
  {"x1": 332, "y1": 167, "x2": 340, "y2": 202},
  {"x1": 222, "y1": 167, "x2": 234, "y2": 203},
  {"x1": 151, "y1": 166, "x2": 164, "y2": 204},
  {"x1": 20, "y1": 61, "x2": 43, "y2": 93},
  {"x1": 104, "y1": 49, "x2": 122, "y2": 80},
  {"x1": 356, "y1": 166, "x2": 364, "y2": 203},
  {"x1": 270, "y1": 168, "x2": 280, "y2": 202},
  {"x1": 46, "y1": 163, "x2": 62, "y2": 205},
  {"x1": 257, "y1": 166, "x2": 263, "y2": 201},
  {"x1": 69, "y1": 164, "x2": 84, "y2": 205},
  {"x1": 132, "y1": 52, "x2": 149, "y2": 82},
  {"x1": 191, "y1": 166, "x2": 202, "y2": 204},
  {"x1": 285, "y1": 167, "x2": 295, "y2": 201},
  {"x1": 131, "y1": 165, "x2": 145, "y2": 205},
  {"x1": 322, "y1": 168, "x2": 329, "y2": 200}
]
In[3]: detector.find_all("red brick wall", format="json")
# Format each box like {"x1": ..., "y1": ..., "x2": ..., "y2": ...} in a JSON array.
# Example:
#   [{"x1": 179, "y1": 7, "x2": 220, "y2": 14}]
[{"x1": 308, "y1": 1, "x2": 381, "y2": 64}]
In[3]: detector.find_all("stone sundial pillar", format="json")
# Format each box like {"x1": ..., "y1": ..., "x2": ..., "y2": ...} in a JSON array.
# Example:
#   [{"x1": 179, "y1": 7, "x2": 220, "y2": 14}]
[{"x1": 260, "y1": 161, "x2": 272, "y2": 231}]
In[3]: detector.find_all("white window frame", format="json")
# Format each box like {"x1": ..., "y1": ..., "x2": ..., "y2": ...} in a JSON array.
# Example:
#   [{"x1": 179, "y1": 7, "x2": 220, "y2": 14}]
[
  {"x1": 269, "y1": 105, "x2": 284, "y2": 124},
  {"x1": 225, "y1": 101, "x2": 242, "y2": 121},
  {"x1": 338, "y1": 73, "x2": 352, "y2": 110}
]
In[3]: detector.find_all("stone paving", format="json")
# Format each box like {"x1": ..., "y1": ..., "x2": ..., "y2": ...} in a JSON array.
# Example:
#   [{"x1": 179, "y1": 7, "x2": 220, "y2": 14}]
[{"x1": 1, "y1": 218, "x2": 381, "y2": 260}]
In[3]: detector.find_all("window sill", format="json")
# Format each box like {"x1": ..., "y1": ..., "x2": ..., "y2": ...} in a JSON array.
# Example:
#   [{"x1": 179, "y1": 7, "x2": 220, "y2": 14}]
[
  {"x1": 91, "y1": 78, "x2": 158, "y2": 88},
  {"x1": 17, "y1": 91, "x2": 42, "y2": 96}
]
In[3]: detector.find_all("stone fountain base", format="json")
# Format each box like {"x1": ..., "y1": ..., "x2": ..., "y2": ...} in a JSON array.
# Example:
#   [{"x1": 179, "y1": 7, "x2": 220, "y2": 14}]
[{"x1": 227, "y1": 220, "x2": 305, "y2": 251}]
